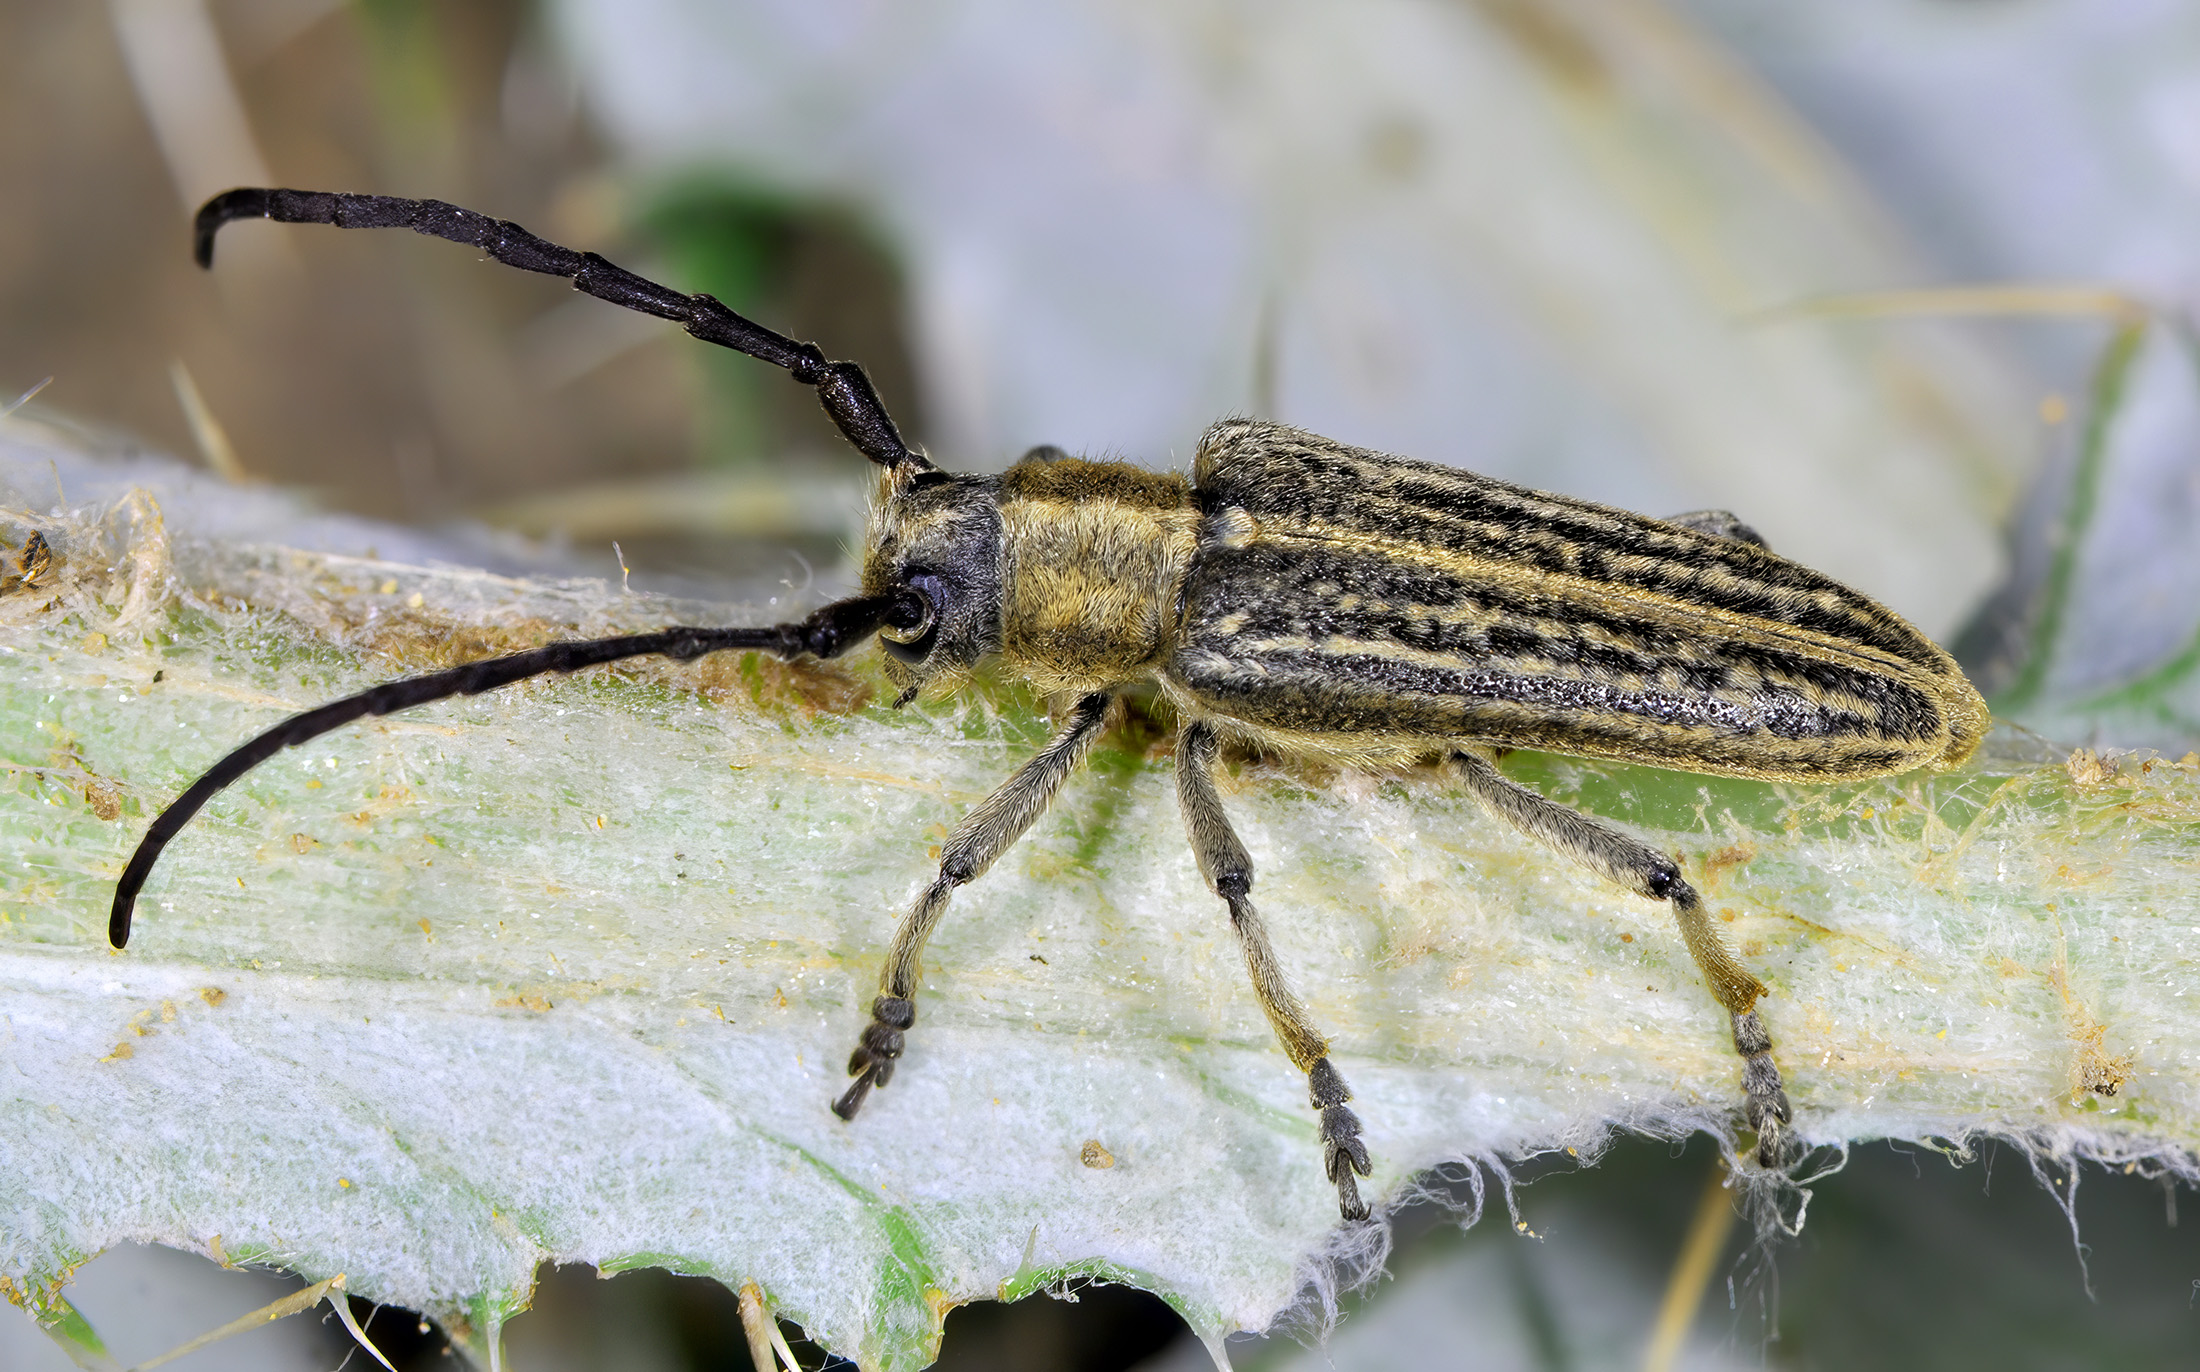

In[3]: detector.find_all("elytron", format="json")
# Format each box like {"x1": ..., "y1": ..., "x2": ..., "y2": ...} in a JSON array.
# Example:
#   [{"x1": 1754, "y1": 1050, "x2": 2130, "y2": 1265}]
[{"x1": 111, "y1": 188, "x2": 1990, "y2": 1221}]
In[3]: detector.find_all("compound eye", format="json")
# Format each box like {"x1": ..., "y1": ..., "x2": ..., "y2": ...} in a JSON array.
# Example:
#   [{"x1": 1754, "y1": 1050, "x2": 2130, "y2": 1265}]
[{"x1": 880, "y1": 581, "x2": 940, "y2": 666}]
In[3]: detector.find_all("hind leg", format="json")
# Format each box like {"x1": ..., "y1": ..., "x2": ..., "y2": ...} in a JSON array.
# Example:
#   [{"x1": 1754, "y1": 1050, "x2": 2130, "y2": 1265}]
[
  {"x1": 1663, "y1": 509, "x2": 1769, "y2": 548},
  {"x1": 1449, "y1": 750, "x2": 1793, "y2": 1163}
]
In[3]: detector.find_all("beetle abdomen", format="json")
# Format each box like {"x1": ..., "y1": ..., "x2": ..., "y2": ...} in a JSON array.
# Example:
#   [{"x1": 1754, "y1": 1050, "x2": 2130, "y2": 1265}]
[{"x1": 1170, "y1": 421, "x2": 1987, "y2": 780}]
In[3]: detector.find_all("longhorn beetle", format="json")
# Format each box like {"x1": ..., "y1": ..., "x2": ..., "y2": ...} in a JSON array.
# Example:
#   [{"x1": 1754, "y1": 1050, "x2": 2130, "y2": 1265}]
[{"x1": 111, "y1": 188, "x2": 1991, "y2": 1222}]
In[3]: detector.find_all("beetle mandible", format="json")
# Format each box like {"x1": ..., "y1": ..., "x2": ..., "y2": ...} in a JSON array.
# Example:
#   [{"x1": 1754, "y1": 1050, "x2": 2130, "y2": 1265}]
[{"x1": 110, "y1": 188, "x2": 1991, "y2": 1222}]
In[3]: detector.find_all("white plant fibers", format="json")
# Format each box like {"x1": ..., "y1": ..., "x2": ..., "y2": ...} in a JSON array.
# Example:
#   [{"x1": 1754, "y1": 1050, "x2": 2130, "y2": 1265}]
[{"x1": 2, "y1": 479, "x2": 2198, "y2": 1369}]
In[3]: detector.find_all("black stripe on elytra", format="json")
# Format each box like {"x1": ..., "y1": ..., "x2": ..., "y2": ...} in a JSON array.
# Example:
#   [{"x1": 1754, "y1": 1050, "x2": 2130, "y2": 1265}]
[
  {"x1": 1198, "y1": 448, "x2": 1937, "y2": 665},
  {"x1": 1175, "y1": 644, "x2": 1937, "y2": 748},
  {"x1": 1259, "y1": 649, "x2": 1897, "y2": 740},
  {"x1": 1187, "y1": 555, "x2": 1805, "y2": 703},
  {"x1": 1172, "y1": 653, "x2": 1926, "y2": 773},
  {"x1": 1201, "y1": 606, "x2": 1942, "y2": 737},
  {"x1": 1302, "y1": 478, "x2": 1903, "y2": 655},
  {"x1": 1183, "y1": 542, "x2": 1923, "y2": 708}
]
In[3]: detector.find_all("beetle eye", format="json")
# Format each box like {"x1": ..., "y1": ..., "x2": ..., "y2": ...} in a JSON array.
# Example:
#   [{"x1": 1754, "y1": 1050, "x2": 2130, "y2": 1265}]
[{"x1": 880, "y1": 583, "x2": 939, "y2": 665}]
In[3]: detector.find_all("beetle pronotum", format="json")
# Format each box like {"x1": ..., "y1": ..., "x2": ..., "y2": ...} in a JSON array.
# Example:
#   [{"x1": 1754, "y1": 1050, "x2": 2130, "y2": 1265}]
[{"x1": 111, "y1": 188, "x2": 1991, "y2": 1222}]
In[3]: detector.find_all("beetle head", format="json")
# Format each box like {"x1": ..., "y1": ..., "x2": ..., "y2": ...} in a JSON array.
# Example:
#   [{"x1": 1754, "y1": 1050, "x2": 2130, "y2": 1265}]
[{"x1": 861, "y1": 466, "x2": 1005, "y2": 697}]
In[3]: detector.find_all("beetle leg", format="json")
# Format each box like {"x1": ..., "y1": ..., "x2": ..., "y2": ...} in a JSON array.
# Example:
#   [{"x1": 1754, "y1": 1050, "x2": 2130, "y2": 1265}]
[
  {"x1": 1177, "y1": 721, "x2": 1373, "y2": 1222},
  {"x1": 1449, "y1": 750, "x2": 1794, "y2": 1166},
  {"x1": 833, "y1": 692, "x2": 1112, "y2": 1120},
  {"x1": 1662, "y1": 508, "x2": 1769, "y2": 549}
]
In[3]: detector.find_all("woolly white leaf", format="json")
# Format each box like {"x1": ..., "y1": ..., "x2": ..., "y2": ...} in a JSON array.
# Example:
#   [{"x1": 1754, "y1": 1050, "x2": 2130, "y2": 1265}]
[{"x1": 2, "y1": 450, "x2": 2196, "y2": 1368}]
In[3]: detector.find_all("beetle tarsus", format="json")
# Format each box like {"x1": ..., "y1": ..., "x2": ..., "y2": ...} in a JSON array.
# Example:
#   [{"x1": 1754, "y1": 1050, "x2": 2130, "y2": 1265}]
[
  {"x1": 835, "y1": 994, "x2": 914, "y2": 1115},
  {"x1": 1312, "y1": 1057, "x2": 1374, "y2": 1221},
  {"x1": 1326, "y1": 1133, "x2": 1372, "y2": 1222},
  {"x1": 1735, "y1": 1009, "x2": 1794, "y2": 1166},
  {"x1": 830, "y1": 1072, "x2": 876, "y2": 1120}
]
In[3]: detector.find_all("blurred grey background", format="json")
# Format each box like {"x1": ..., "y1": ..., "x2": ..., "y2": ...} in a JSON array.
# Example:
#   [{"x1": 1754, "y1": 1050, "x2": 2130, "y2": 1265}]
[{"x1": 5, "y1": 0, "x2": 2200, "y2": 1368}]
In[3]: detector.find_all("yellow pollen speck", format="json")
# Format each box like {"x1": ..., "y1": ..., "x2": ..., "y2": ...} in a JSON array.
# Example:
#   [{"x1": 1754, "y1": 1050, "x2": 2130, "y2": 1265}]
[{"x1": 337, "y1": 1177, "x2": 351, "y2": 1189}]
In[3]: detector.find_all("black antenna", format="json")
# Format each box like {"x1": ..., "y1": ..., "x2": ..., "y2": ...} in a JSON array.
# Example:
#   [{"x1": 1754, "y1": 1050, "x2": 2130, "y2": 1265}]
[
  {"x1": 194, "y1": 188, "x2": 932, "y2": 475},
  {"x1": 111, "y1": 594, "x2": 919, "y2": 947}
]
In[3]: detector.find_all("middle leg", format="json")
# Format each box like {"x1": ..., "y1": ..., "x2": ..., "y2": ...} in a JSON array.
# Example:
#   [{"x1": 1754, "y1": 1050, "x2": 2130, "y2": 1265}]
[{"x1": 1177, "y1": 720, "x2": 1373, "y2": 1221}]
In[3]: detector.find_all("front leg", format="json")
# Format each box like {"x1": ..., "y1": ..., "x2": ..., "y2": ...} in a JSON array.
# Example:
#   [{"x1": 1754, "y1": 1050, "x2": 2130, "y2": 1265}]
[
  {"x1": 1177, "y1": 721, "x2": 1373, "y2": 1221},
  {"x1": 832, "y1": 692, "x2": 1112, "y2": 1118},
  {"x1": 1449, "y1": 750, "x2": 1794, "y2": 1165}
]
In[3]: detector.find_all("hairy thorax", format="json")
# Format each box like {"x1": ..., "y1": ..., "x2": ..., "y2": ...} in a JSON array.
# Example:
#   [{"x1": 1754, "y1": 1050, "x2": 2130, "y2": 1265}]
[{"x1": 995, "y1": 456, "x2": 1200, "y2": 697}]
